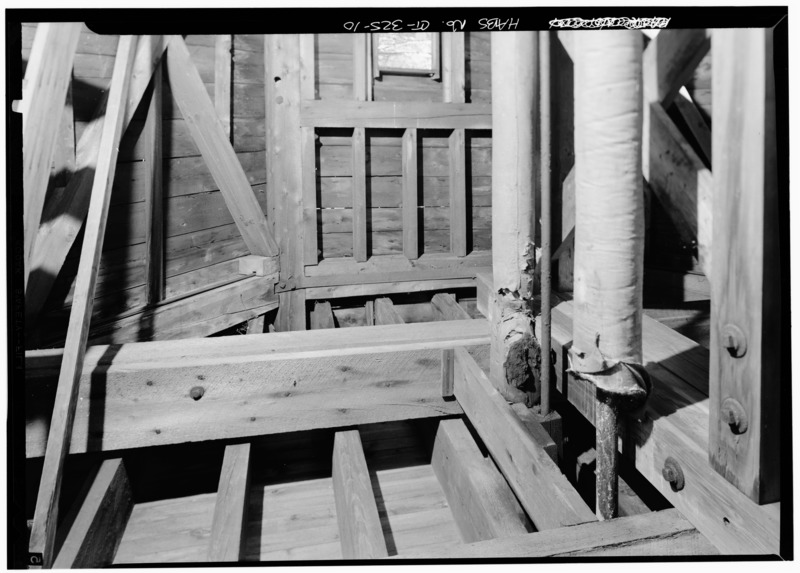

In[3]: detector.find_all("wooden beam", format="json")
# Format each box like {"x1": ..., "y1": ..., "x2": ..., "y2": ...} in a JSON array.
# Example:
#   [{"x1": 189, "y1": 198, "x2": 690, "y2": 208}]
[
  {"x1": 672, "y1": 91, "x2": 711, "y2": 165},
  {"x1": 310, "y1": 301, "x2": 336, "y2": 329},
  {"x1": 352, "y1": 127, "x2": 368, "y2": 262},
  {"x1": 510, "y1": 403, "x2": 557, "y2": 463},
  {"x1": 364, "y1": 300, "x2": 375, "y2": 326},
  {"x1": 299, "y1": 100, "x2": 492, "y2": 130},
  {"x1": 546, "y1": 301, "x2": 780, "y2": 554},
  {"x1": 453, "y1": 347, "x2": 596, "y2": 530},
  {"x1": 305, "y1": 251, "x2": 491, "y2": 278},
  {"x1": 431, "y1": 418, "x2": 530, "y2": 542},
  {"x1": 166, "y1": 35, "x2": 278, "y2": 257},
  {"x1": 208, "y1": 443, "x2": 251, "y2": 562},
  {"x1": 442, "y1": 33, "x2": 465, "y2": 103},
  {"x1": 51, "y1": 459, "x2": 133, "y2": 568},
  {"x1": 353, "y1": 34, "x2": 370, "y2": 102},
  {"x1": 373, "y1": 298, "x2": 404, "y2": 325},
  {"x1": 22, "y1": 23, "x2": 82, "y2": 287},
  {"x1": 395, "y1": 508, "x2": 717, "y2": 559},
  {"x1": 305, "y1": 277, "x2": 476, "y2": 300},
  {"x1": 332, "y1": 430, "x2": 388, "y2": 559},
  {"x1": 26, "y1": 35, "x2": 170, "y2": 325},
  {"x1": 214, "y1": 35, "x2": 232, "y2": 140},
  {"x1": 144, "y1": 62, "x2": 164, "y2": 306},
  {"x1": 709, "y1": 28, "x2": 780, "y2": 504},
  {"x1": 643, "y1": 29, "x2": 710, "y2": 108},
  {"x1": 28, "y1": 35, "x2": 139, "y2": 568},
  {"x1": 648, "y1": 101, "x2": 712, "y2": 276},
  {"x1": 431, "y1": 293, "x2": 470, "y2": 321},
  {"x1": 401, "y1": 128, "x2": 419, "y2": 260},
  {"x1": 441, "y1": 348, "x2": 454, "y2": 399},
  {"x1": 299, "y1": 34, "x2": 318, "y2": 266},
  {"x1": 27, "y1": 339, "x2": 474, "y2": 459},
  {"x1": 85, "y1": 275, "x2": 278, "y2": 345},
  {"x1": 238, "y1": 254, "x2": 280, "y2": 277},
  {"x1": 448, "y1": 128, "x2": 468, "y2": 257}
]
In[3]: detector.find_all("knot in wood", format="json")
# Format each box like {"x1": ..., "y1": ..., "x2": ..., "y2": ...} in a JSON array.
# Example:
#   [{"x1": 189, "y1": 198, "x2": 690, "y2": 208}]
[{"x1": 190, "y1": 386, "x2": 205, "y2": 401}]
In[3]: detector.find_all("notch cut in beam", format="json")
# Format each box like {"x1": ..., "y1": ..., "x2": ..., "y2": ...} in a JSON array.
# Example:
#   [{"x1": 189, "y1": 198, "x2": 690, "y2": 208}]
[
  {"x1": 29, "y1": 35, "x2": 139, "y2": 568},
  {"x1": 208, "y1": 443, "x2": 252, "y2": 562},
  {"x1": 166, "y1": 35, "x2": 278, "y2": 257},
  {"x1": 352, "y1": 127, "x2": 368, "y2": 262},
  {"x1": 453, "y1": 346, "x2": 596, "y2": 530},
  {"x1": 51, "y1": 459, "x2": 133, "y2": 569},
  {"x1": 332, "y1": 430, "x2": 388, "y2": 559},
  {"x1": 310, "y1": 301, "x2": 336, "y2": 329},
  {"x1": 431, "y1": 293, "x2": 471, "y2": 321},
  {"x1": 431, "y1": 418, "x2": 531, "y2": 542}
]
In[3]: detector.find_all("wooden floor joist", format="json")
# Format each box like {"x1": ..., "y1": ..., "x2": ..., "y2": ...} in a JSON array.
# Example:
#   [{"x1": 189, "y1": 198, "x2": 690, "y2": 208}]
[
  {"x1": 51, "y1": 459, "x2": 133, "y2": 568},
  {"x1": 310, "y1": 301, "x2": 336, "y2": 329},
  {"x1": 332, "y1": 430, "x2": 389, "y2": 559},
  {"x1": 453, "y1": 346, "x2": 596, "y2": 530},
  {"x1": 208, "y1": 443, "x2": 252, "y2": 562},
  {"x1": 431, "y1": 293, "x2": 471, "y2": 321},
  {"x1": 431, "y1": 418, "x2": 531, "y2": 543},
  {"x1": 29, "y1": 35, "x2": 139, "y2": 568},
  {"x1": 373, "y1": 298, "x2": 404, "y2": 325},
  {"x1": 395, "y1": 508, "x2": 717, "y2": 559}
]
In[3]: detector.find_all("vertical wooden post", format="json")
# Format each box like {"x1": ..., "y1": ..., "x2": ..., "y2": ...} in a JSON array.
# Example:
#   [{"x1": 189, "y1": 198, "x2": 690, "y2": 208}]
[
  {"x1": 352, "y1": 127, "x2": 368, "y2": 262},
  {"x1": 267, "y1": 34, "x2": 307, "y2": 331},
  {"x1": 214, "y1": 34, "x2": 232, "y2": 141},
  {"x1": 28, "y1": 36, "x2": 139, "y2": 568},
  {"x1": 488, "y1": 31, "x2": 538, "y2": 404},
  {"x1": 208, "y1": 443, "x2": 251, "y2": 562},
  {"x1": 22, "y1": 23, "x2": 82, "y2": 287},
  {"x1": 144, "y1": 63, "x2": 164, "y2": 305},
  {"x1": 402, "y1": 127, "x2": 419, "y2": 260},
  {"x1": 300, "y1": 34, "x2": 319, "y2": 265},
  {"x1": 709, "y1": 28, "x2": 780, "y2": 504},
  {"x1": 353, "y1": 34, "x2": 371, "y2": 102},
  {"x1": 444, "y1": 33, "x2": 467, "y2": 257}
]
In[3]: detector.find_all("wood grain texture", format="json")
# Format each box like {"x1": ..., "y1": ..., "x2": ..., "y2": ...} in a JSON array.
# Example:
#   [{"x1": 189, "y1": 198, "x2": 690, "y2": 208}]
[
  {"x1": 431, "y1": 293, "x2": 470, "y2": 321},
  {"x1": 332, "y1": 430, "x2": 388, "y2": 559},
  {"x1": 402, "y1": 128, "x2": 419, "y2": 259},
  {"x1": 26, "y1": 36, "x2": 170, "y2": 325},
  {"x1": 300, "y1": 100, "x2": 491, "y2": 129},
  {"x1": 208, "y1": 443, "x2": 251, "y2": 561},
  {"x1": 310, "y1": 301, "x2": 336, "y2": 329},
  {"x1": 352, "y1": 127, "x2": 368, "y2": 261},
  {"x1": 395, "y1": 508, "x2": 717, "y2": 559},
  {"x1": 353, "y1": 34, "x2": 370, "y2": 102},
  {"x1": 166, "y1": 35, "x2": 278, "y2": 257},
  {"x1": 22, "y1": 23, "x2": 82, "y2": 286},
  {"x1": 144, "y1": 62, "x2": 164, "y2": 305},
  {"x1": 709, "y1": 28, "x2": 780, "y2": 504},
  {"x1": 440, "y1": 348, "x2": 454, "y2": 399},
  {"x1": 374, "y1": 298, "x2": 404, "y2": 325},
  {"x1": 214, "y1": 35, "x2": 232, "y2": 139},
  {"x1": 26, "y1": 348, "x2": 463, "y2": 458},
  {"x1": 449, "y1": 128, "x2": 467, "y2": 256},
  {"x1": 431, "y1": 418, "x2": 530, "y2": 542},
  {"x1": 453, "y1": 347, "x2": 596, "y2": 530},
  {"x1": 546, "y1": 301, "x2": 780, "y2": 555},
  {"x1": 300, "y1": 34, "x2": 318, "y2": 265},
  {"x1": 643, "y1": 29, "x2": 710, "y2": 108},
  {"x1": 306, "y1": 250, "x2": 490, "y2": 278},
  {"x1": 52, "y1": 459, "x2": 133, "y2": 568},
  {"x1": 510, "y1": 403, "x2": 558, "y2": 463},
  {"x1": 305, "y1": 277, "x2": 477, "y2": 300},
  {"x1": 29, "y1": 35, "x2": 139, "y2": 568}
]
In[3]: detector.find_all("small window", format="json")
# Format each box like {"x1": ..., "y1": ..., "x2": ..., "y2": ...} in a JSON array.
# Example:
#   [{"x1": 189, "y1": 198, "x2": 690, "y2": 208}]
[{"x1": 373, "y1": 32, "x2": 440, "y2": 78}]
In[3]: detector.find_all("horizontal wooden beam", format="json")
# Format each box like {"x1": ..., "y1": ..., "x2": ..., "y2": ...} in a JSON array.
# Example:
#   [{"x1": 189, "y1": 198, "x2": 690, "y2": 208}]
[
  {"x1": 431, "y1": 293, "x2": 471, "y2": 321},
  {"x1": 453, "y1": 347, "x2": 596, "y2": 530},
  {"x1": 395, "y1": 508, "x2": 717, "y2": 559},
  {"x1": 27, "y1": 323, "x2": 488, "y2": 457},
  {"x1": 305, "y1": 277, "x2": 476, "y2": 300},
  {"x1": 88, "y1": 275, "x2": 278, "y2": 345},
  {"x1": 300, "y1": 100, "x2": 492, "y2": 130},
  {"x1": 431, "y1": 418, "x2": 530, "y2": 542},
  {"x1": 305, "y1": 252, "x2": 491, "y2": 278},
  {"x1": 208, "y1": 443, "x2": 251, "y2": 562},
  {"x1": 510, "y1": 403, "x2": 557, "y2": 463},
  {"x1": 51, "y1": 459, "x2": 133, "y2": 568},
  {"x1": 332, "y1": 430, "x2": 388, "y2": 559},
  {"x1": 545, "y1": 301, "x2": 780, "y2": 555}
]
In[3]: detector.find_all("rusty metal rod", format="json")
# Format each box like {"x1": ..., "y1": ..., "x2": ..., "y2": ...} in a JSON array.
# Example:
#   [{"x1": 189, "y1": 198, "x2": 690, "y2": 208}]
[{"x1": 539, "y1": 32, "x2": 552, "y2": 415}]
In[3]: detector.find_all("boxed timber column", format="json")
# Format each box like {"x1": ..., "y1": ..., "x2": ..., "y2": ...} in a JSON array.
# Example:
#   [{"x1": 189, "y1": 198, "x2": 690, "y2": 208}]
[
  {"x1": 488, "y1": 31, "x2": 539, "y2": 405},
  {"x1": 709, "y1": 28, "x2": 780, "y2": 504},
  {"x1": 266, "y1": 34, "x2": 306, "y2": 331},
  {"x1": 572, "y1": 30, "x2": 646, "y2": 520}
]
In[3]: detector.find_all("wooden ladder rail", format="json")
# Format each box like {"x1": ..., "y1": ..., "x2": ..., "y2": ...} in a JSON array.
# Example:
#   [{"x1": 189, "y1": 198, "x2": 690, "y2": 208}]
[{"x1": 28, "y1": 35, "x2": 139, "y2": 569}]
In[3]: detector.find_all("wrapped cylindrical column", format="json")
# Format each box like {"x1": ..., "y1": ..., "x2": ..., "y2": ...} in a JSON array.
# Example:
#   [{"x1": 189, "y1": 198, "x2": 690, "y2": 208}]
[
  {"x1": 489, "y1": 31, "x2": 539, "y2": 404},
  {"x1": 572, "y1": 31, "x2": 645, "y2": 520}
]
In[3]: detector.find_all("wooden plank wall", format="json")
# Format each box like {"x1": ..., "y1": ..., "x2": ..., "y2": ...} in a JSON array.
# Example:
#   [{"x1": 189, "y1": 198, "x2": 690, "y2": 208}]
[
  {"x1": 315, "y1": 33, "x2": 493, "y2": 260},
  {"x1": 22, "y1": 26, "x2": 268, "y2": 344}
]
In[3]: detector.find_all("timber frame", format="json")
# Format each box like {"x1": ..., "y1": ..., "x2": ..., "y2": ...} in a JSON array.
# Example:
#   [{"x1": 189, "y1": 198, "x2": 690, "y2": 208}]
[{"x1": 11, "y1": 10, "x2": 788, "y2": 568}]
